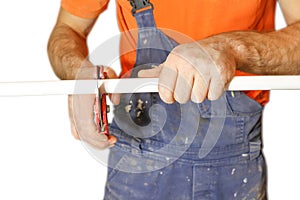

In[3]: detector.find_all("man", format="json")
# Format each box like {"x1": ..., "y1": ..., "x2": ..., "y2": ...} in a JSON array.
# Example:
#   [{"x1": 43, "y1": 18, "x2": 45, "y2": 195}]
[{"x1": 48, "y1": 0, "x2": 300, "y2": 199}]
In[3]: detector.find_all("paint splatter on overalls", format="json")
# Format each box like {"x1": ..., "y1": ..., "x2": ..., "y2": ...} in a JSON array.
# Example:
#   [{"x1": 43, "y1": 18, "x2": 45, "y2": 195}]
[{"x1": 104, "y1": 6, "x2": 267, "y2": 200}]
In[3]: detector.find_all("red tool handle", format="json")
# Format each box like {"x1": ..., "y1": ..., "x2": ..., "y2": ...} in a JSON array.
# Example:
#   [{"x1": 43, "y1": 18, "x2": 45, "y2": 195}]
[
  {"x1": 95, "y1": 66, "x2": 110, "y2": 136},
  {"x1": 100, "y1": 92, "x2": 109, "y2": 135}
]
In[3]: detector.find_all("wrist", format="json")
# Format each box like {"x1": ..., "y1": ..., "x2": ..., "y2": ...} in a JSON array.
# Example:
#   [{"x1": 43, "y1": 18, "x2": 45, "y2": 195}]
[{"x1": 198, "y1": 35, "x2": 238, "y2": 70}]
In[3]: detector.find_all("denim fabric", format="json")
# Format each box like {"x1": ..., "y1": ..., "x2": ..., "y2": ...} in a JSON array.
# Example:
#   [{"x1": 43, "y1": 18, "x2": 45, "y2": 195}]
[{"x1": 104, "y1": 8, "x2": 267, "y2": 200}]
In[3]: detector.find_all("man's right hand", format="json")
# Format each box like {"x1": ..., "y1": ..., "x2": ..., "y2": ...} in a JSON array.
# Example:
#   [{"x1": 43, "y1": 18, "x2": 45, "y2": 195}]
[{"x1": 68, "y1": 66, "x2": 119, "y2": 150}]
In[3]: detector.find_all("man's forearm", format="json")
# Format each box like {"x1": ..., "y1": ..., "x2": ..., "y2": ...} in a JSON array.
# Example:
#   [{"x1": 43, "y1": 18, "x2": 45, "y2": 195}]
[
  {"x1": 47, "y1": 23, "x2": 90, "y2": 80},
  {"x1": 204, "y1": 21, "x2": 300, "y2": 75}
]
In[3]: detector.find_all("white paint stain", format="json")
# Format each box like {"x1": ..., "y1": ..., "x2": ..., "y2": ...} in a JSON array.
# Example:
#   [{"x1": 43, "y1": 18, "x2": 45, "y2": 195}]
[
  {"x1": 137, "y1": 99, "x2": 144, "y2": 110},
  {"x1": 184, "y1": 137, "x2": 189, "y2": 144},
  {"x1": 130, "y1": 159, "x2": 137, "y2": 166},
  {"x1": 186, "y1": 176, "x2": 191, "y2": 182},
  {"x1": 234, "y1": 192, "x2": 238, "y2": 198},
  {"x1": 137, "y1": 111, "x2": 141, "y2": 118},
  {"x1": 143, "y1": 39, "x2": 148, "y2": 45},
  {"x1": 125, "y1": 104, "x2": 132, "y2": 112},
  {"x1": 231, "y1": 168, "x2": 236, "y2": 175}
]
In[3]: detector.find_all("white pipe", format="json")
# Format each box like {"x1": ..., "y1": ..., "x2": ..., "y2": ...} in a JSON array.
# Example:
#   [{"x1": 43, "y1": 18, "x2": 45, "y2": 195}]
[
  {"x1": 0, "y1": 76, "x2": 300, "y2": 96},
  {"x1": 227, "y1": 76, "x2": 300, "y2": 91}
]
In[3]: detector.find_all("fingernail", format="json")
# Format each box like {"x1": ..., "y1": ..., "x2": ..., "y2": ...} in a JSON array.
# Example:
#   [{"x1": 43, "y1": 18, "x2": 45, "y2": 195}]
[{"x1": 108, "y1": 136, "x2": 117, "y2": 144}]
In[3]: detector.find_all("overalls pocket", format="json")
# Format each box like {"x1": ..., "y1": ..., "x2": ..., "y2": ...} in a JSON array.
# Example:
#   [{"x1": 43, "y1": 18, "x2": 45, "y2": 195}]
[{"x1": 193, "y1": 90, "x2": 264, "y2": 161}]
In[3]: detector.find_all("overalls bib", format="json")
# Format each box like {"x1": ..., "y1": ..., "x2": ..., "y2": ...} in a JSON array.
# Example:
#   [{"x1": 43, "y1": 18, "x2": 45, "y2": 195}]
[{"x1": 105, "y1": 4, "x2": 267, "y2": 200}]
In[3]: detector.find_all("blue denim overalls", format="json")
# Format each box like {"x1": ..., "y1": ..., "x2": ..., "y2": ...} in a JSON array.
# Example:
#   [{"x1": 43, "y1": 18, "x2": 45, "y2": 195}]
[{"x1": 104, "y1": 4, "x2": 267, "y2": 200}]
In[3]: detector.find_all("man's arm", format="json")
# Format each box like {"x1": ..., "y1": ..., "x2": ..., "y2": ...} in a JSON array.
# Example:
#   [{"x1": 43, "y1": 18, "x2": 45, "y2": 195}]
[
  {"x1": 47, "y1": 8, "x2": 117, "y2": 149},
  {"x1": 47, "y1": 7, "x2": 96, "y2": 80},
  {"x1": 217, "y1": 0, "x2": 300, "y2": 75},
  {"x1": 139, "y1": 0, "x2": 300, "y2": 104}
]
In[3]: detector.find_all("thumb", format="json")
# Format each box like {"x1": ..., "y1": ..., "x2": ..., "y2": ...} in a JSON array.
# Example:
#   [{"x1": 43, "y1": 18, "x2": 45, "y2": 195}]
[
  {"x1": 138, "y1": 65, "x2": 162, "y2": 78},
  {"x1": 109, "y1": 93, "x2": 121, "y2": 105},
  {"x1": 98, "y1": 66, "x2": 120, "y2": 105},
  {"x1": 98, "y1": 83, "x2": 120, "y2": 105},
  {"x1": 103, "y1": 66, "x2": 118, "y2": 79}
]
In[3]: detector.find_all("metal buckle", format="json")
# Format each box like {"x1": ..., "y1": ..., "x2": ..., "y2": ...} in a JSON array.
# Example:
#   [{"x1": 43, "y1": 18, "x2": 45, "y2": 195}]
[{"x1": 129, "y1": 0, "x2": 153, "y2": 15}]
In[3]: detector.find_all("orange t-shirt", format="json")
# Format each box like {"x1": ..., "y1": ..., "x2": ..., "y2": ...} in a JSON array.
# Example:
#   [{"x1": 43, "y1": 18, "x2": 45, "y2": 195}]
[{"x1": 61, "y1": 0, "x2": 276, "y2": 105}]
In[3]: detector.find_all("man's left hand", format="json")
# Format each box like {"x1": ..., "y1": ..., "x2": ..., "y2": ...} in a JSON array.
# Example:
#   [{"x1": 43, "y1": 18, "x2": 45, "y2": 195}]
[{"x1": 138, "y1": 39, "x2": 236, "y2": 104}]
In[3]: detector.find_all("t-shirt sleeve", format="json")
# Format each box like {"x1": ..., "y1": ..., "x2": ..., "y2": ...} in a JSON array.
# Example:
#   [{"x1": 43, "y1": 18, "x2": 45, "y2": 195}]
[{"x1": 61, "y1": 0, "x2": 109, "y2": 19}]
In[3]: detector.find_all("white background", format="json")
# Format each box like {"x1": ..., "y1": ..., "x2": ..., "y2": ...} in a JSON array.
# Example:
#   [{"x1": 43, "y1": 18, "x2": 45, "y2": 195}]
[{"x1": 0, "y1": 0, "x2": 300, "y2": 199}]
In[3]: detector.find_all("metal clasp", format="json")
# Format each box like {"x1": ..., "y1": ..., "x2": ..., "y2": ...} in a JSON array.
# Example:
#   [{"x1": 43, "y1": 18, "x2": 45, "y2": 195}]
[{"x1": 129, "y1": 0, "x2": 154, "y2": 15}]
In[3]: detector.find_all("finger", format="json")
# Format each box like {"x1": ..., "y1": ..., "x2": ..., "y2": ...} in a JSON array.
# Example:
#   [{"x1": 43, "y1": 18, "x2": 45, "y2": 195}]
[
  {"x1": 72, "y1": 95, "x2": 100, "y2": 139},
  {"x1": 191, "y1": 75, "x2": 208, "y2": 103},
  {"x1": 158, "y1": 65, "x2": 177, "y2": 104},
  {"x1": 208, "y1": 75, "x2": 225, "y2": 101},
  {"x1": 70, "y1": 120, "x2": 80, "y2": 140},
  {"x1": 75, "y1": 117, "x2": 117, "y2": 150},
  {"x1": 72, "y1": 93, "x2": 117, "y2": 149},
  {"x1": 109, "y1": 93, "x2": 121, "y2": 105},
  {"x1": 81, "y1": 131, "x2": 116, "y2": 150},
  {"x1": 108, "y1": 135, "x2": 117, "y2": 144},
  {"x1": 173, "y1": 69, "x2": 193, "y2": 104},
  {"x1": 99, "y1": 66, "x2": 120, "y2": 105},
  {"x1": 138, "y1": 65, "x2": 162, "y2": 78},
  {"x1": 99, "y1": 83, "x2": 120, "y2": 105},
  {"x1": 68, "y1": 95, "x2": 80, "y2": 140}
]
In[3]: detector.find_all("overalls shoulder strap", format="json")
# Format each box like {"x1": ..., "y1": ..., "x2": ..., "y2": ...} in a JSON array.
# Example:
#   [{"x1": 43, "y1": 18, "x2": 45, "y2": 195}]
[
  {"x1": 129, "y1": 0, "x2": 154, "y2": 15},
  {"x1": 128, "y1": 0, "x2": 156, "y2": 29}
]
